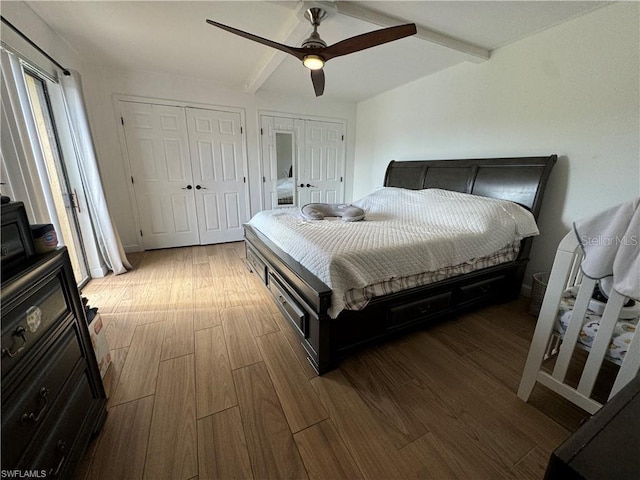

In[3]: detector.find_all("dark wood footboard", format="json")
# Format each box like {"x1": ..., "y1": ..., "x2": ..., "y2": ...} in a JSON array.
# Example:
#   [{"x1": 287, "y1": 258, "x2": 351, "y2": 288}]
[{"x1": 245, "y1": 155, "x2": 557, "y2": 373}]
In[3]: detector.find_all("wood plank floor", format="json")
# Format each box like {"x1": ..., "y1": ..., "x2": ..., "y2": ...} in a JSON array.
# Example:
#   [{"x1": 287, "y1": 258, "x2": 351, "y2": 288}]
[{"x1": 76, "y1": 242, "x2": 589, "y2": 480}]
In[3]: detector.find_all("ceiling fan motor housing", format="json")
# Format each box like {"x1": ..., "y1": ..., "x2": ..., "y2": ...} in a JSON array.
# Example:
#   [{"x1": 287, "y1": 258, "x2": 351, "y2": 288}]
[
  {"x1": 302, "y1": 32, "x2": 327, "y2": 49},
  {"x1": 302, "y1": 8, "x2": 328, "y2": 49}
]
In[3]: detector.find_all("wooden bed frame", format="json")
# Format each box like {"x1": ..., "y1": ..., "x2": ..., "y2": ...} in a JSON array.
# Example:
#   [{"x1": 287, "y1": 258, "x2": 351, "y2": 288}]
[{"x1": 244, "y1": 156, "x2": 557, "y2": 373}]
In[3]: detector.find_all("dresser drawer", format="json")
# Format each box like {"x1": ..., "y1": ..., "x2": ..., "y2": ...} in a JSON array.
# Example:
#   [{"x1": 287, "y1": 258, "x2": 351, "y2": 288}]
[
  {"x1": 268, "y1": 273, "x2": 308, "y2": 337},
  {"x1": 1, "y1": 324, "x2": 84, "y2": 468},
  {"x1": 1, "y1": 268, "x2": 71, "y2": 377},
  {"x1": 26, "y1": 372, "x2": 95, "y2": 478}
]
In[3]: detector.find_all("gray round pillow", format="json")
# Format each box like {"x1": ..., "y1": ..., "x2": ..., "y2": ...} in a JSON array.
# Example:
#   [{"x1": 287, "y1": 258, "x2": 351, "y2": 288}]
[{"x1": 300, "y1": 203, "x2": 365, "y2": 222}]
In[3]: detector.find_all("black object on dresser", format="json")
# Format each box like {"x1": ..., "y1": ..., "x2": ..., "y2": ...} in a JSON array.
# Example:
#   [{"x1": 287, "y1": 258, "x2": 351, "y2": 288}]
[
  {"x1": 1, "y1": 202, "x2": 107, "y2": 478},
  {"x1": 1, "y1": 201, "x2": 36, "y2": 277},
  {"x1": 545, "y1": 373, "x2": 640, "y2": 479}
]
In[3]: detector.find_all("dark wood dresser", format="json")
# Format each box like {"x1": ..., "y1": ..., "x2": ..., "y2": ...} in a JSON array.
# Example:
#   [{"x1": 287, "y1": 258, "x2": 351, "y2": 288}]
[
  {"x1": 545, "y1": 373, "x2": 640, "y2": 479},
  {"x1": 1, "y1": 202, "x2": 107, "y2": 477}
]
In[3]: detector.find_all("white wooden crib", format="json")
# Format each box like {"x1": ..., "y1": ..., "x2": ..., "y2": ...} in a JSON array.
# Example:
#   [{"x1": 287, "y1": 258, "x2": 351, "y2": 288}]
[{"x1": 518, "y1": 231, "x2": 640, "y2": 414}]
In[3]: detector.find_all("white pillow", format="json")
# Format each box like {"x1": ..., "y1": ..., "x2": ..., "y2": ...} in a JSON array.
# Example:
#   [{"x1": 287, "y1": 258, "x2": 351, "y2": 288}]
[{"x1": 300, "y1": 203, "x2": 365, "y2": 222}]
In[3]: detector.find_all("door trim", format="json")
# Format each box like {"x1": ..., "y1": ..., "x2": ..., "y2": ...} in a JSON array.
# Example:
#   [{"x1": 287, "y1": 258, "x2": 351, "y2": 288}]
[{"x1": 114, "y1": 94, "x2": 250, "y2": 251}]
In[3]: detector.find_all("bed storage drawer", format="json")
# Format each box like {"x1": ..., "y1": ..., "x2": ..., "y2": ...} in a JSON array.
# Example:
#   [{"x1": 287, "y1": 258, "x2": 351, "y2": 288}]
[
  {"x1": 458, "y1": 275, "x2": 506, "y2": 305},
  {"x1": 387, "y1": 291, "x2": 452, "y2": 328},
  {"x1": 268, "y1": 273, "x2": 308, "y2": 337},
  {"x1": 246, "y1": 245, "x2": 267, "y2": 284}
]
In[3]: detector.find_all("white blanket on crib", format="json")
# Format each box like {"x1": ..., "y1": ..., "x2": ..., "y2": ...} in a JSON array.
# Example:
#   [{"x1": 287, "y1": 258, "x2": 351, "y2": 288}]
[
  {"x1": 249, "y1": 188, "x2": 539, "y2": 318},
  {"x1": 574, "y1": 197, "x2": 640, "y2": 301}
]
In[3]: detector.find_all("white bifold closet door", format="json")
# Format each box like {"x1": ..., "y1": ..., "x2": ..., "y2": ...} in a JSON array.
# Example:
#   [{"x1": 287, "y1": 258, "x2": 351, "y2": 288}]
[{"x1": 120, "y1": 101, "x2": 248, "y2": 250}]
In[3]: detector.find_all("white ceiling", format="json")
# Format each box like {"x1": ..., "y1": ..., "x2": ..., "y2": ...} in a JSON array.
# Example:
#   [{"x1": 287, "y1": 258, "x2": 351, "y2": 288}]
[{"x1": 25, "y1": 1, "x2": 609, "y2": 102}]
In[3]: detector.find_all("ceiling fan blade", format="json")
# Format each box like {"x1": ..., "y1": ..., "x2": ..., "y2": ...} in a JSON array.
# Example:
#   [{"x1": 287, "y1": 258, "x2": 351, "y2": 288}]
[
  {"x1": 206, "y1": 19, "x2": 306, "y2": 60},
  {"x1": 311, "y1": 69, "x2": 325, "y2": 97},
  {"x1": 322, "y1": 23, "x2": 417, "y2": 61}
]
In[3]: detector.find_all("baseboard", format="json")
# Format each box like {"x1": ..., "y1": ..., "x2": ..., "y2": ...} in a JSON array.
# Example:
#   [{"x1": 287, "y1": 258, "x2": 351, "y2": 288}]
[
  {"x1": 124, "y1": 244, "x2": 144, "y2": 253},
  {"x1": 90, "y1": 263, "x2": 109, "y2": 278}
]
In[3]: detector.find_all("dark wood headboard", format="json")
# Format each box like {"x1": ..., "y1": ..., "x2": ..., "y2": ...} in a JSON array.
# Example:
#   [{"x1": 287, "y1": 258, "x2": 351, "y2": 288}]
[{"x1": 384, "y1": 155, "x2": 557, "y2": 219}]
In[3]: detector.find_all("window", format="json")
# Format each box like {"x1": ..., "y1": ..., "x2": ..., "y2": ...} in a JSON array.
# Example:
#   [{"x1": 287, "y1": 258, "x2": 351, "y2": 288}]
[{"x1": 23, "y1": 70, "x2": 90, "y2": 284}]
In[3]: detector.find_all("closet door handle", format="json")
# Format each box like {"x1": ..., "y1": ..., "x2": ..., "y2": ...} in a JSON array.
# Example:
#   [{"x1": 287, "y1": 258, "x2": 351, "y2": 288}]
[
  {"x1": 305, "y1": 183, "x2": 316, "y2": 188},
  {"x1": 181, "y1": 185, "x2": 193, "y2": 190},
  {"x1": 195, "y1": 185, "x2": 207, "y2": 190},
  {"x1": 299, "y1": 183, "x2": 305, "y2": 188}
]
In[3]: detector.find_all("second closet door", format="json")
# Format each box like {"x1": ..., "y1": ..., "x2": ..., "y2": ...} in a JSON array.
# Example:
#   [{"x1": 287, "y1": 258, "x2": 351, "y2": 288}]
[{"x1": 186, "y1": 108, "x2": 248, "y2": 244}]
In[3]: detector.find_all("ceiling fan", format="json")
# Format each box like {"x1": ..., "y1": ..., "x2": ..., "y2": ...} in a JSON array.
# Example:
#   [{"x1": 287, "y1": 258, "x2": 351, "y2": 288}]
[{"x1": 206, "y1": 8, "x2": 417, "y2": 97}]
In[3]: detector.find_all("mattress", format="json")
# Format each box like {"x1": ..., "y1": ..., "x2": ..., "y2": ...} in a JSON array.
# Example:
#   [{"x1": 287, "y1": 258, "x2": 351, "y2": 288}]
[{"x1": 249, "y1": 187, "x2": 539, "y2": 318}]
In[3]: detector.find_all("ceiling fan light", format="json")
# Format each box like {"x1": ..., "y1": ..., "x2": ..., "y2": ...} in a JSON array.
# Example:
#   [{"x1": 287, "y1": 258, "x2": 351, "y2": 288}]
[{"x1": 303, "y1": 55, "x2": 324, "y2": 70}]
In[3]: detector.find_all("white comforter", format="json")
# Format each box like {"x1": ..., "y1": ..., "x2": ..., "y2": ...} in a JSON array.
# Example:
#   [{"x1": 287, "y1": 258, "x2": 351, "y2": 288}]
[{"x1": 249, "y1": 188, "x2": 539, "y2": 318}]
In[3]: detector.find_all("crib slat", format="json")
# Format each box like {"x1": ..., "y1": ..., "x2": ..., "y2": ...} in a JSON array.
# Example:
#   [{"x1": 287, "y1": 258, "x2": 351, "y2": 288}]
[
  {"x1": 517, "y1": 246, "x2": 576, "y2": 401},
  {"x1": 552, "y1": 276, "x2": 597, "y2": 382},
  {"x1": 577, "y1": 290, "x2": 627, "y2": 397},
  {"x1": 610, "y1": 324, "x2": 640, "y2": 399},
  {"x1": 567, "y1": 253, "x2": 583, "y2": 289}
]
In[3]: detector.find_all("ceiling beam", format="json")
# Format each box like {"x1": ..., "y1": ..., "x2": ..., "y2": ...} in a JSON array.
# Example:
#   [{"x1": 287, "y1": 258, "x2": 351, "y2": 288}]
[
  {"x1": 334, "y1": 1, "x2": 490, "y2": 63},
  {"x1": 244, "y1": 3, "x2": 311, "y2": 93}
]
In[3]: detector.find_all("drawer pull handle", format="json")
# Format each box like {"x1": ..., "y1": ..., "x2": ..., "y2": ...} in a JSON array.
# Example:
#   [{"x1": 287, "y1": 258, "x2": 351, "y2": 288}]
[
  {"x1": 21, "y1": 387, "x2": 50, "y2": 423},
  {"x1": 418, "y1": 303, "x2": 432, "y2": 314},
  {"x1": 48, "y1": 440, "x2": 67, "y2": 478},
  {"x1": 2, "y1": 325, "x2": 27, "y2": 358},
  {"x1": 277, "y1": 294, "x2": 287, "y2": 306}
]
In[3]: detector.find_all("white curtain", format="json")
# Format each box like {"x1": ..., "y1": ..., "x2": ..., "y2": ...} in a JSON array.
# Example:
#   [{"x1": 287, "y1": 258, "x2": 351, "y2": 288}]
[{"x1": 60, "y1": 70, "x2": 131, "y2": 274}]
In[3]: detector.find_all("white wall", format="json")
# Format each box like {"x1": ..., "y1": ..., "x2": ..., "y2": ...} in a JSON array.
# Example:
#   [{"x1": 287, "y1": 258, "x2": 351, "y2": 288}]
[
  {"x1": 79, "y1": 68, "x2": 357, "y2": 251},
  {"x1": 353, "y1": 2, "x2": 640, "y2": 292}
]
